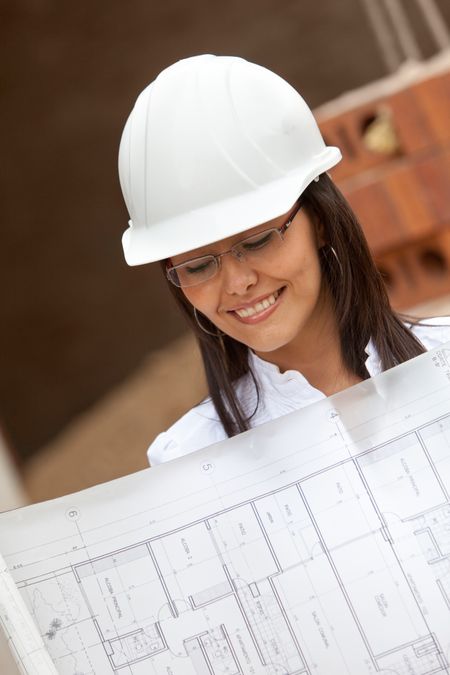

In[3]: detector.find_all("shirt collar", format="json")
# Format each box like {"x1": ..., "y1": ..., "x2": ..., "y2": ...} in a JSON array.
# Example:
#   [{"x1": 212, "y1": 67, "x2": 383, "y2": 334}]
[
  {"x1": 363, "y1": 338, "x2": 382, "y2": 377},
  {"x1": 249, "y1": 339, "x2": 382, "y2": 385}
]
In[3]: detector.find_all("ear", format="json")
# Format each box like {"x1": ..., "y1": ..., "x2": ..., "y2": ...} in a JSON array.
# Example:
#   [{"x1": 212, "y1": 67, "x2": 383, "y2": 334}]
[{"x1": 315, "y1": 219, "x2": 327, "y2": 249}]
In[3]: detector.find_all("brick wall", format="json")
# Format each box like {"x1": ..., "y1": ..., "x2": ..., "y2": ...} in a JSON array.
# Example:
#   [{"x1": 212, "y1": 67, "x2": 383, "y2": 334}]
[{"x1": 318, "y1": 58, "x2": 450, "y2": 309}]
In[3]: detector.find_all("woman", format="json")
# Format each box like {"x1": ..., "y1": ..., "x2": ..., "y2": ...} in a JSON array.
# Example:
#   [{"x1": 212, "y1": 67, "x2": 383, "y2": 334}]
[{"x1": 118, "y1": 54, "x2": 450, "y2": 465}]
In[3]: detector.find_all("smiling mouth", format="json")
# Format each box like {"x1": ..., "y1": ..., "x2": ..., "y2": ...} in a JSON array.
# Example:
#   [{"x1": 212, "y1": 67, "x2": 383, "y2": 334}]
[{"x1": 231, "y1": 288, "x2": 284, "y2": 319}]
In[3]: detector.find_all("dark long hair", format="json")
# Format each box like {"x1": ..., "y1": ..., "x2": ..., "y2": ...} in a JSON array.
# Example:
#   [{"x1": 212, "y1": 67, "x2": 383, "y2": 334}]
[{"x1": 163, "y1": 174, "x2": 426, "y2": 436}]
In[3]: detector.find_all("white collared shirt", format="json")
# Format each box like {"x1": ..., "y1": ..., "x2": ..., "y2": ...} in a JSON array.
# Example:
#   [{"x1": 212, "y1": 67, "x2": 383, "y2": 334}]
[{"x1": 148, "y1": 317, "x2": 450, "y2": 466}]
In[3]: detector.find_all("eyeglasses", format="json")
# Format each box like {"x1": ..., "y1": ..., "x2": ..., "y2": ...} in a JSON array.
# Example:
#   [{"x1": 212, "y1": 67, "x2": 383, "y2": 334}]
[{"x1": 166, "y1": 202, "x2": 302, "y2": 288}]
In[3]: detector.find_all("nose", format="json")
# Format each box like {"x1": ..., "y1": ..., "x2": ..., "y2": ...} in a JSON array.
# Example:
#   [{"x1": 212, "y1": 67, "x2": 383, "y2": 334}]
[{"x1": 220, "y1": 250, "x2": 258, "y2": 295}]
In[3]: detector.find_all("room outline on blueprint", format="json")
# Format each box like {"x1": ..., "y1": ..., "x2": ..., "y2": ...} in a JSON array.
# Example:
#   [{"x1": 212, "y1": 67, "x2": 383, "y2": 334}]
[{"x1": 1, "y1": 343, "x2": 450, "y2": 674}]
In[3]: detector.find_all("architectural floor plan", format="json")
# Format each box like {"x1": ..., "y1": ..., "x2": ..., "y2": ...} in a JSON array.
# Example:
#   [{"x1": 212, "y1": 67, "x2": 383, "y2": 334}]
[{"x1": 1, "y1": 342, "x2": 450, "y2": 674}]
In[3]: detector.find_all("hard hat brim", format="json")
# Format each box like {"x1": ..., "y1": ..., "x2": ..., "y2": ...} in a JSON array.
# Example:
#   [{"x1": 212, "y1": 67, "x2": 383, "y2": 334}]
[{"x1": 122, "y1": 146, "x2": 341, "y2": 265}]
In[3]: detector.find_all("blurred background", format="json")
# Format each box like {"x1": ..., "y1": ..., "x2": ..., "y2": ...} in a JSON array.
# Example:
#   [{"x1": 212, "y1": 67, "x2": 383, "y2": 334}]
[{"x1": 1, "y1": 0, "x2": 450, "y2": 512}]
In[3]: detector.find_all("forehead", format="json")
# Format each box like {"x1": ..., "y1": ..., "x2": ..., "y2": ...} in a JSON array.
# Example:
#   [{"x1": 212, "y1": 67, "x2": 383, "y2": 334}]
[{"x1": 170, "y1": 210, "x2": 291, "y2": 264}]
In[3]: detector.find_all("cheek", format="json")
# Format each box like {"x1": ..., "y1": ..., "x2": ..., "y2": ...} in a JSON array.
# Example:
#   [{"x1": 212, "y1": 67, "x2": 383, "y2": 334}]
[
  {"x1": 274, "y1": 246, "x2": 321, "y2": 283},
  {"x1": 182, "y1": 285, "x2": 216, "y2": 316}
]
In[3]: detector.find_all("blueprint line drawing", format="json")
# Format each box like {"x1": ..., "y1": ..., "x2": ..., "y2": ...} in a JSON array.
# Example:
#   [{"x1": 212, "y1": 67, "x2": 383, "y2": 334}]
[{"x1": 1, "y1": 342, "x2": 450, "y2": 674}]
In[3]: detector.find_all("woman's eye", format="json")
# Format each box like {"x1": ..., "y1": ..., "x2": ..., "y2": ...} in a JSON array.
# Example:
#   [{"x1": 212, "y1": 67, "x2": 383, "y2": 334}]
[
  {"x1": 242, "y1": 231, "x2": 274, "y2": 251},
  {"x1": 185, "y1": 259, "x2": 214, "y2": 274}
]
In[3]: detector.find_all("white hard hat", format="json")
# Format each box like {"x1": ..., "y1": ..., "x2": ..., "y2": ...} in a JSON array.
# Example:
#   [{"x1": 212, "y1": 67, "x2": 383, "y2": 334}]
[{"x1": 118, "y1": 54, "x2": 341, "y2": 265}]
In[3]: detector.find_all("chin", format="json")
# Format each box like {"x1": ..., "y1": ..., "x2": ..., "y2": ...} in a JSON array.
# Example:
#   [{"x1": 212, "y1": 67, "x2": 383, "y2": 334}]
[
  {"x1": 237, "y1": 334, "x2": 292, "y2": 354},
  {"x1": 219, "y1": 316, "x2": 302, "y2": 352}
]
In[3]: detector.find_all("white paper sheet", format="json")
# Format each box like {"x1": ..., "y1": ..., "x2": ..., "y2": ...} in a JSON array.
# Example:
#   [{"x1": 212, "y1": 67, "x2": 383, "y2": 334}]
[
  {"x1": 1, "y1": 342, "x2": 450, "y2": 674},
  {"x1": 0, "y1": 553, "x2": 57, "y2": 674}
]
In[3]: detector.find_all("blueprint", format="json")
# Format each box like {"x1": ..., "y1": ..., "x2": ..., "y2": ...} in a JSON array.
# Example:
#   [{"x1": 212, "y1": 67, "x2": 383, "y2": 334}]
[{"x1": 1, "y1": 341, "x2": 450, "y2": 675}]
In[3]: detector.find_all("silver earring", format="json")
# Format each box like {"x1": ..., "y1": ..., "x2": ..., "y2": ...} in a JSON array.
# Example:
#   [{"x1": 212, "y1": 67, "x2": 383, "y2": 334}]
[
  {"x1": 329, "y1": 245, "x2": 343, "y2": 275},
  {"x1": 193, "y1": 307, "x2": 225, "y2": 337}
]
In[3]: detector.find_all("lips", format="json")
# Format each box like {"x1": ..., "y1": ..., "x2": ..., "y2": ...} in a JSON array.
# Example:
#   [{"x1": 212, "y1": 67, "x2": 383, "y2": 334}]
[
  {"x1": 227, "y1": 287, "x2": 285, "y2": 322},
  {"x1": 234, "y1": 290, "x2": 281, "y2": 318}
]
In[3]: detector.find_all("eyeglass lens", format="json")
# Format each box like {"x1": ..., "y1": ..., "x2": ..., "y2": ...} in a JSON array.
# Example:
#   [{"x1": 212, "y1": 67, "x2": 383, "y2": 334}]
[{"x1": 169, "y1": 228, "x2": 285, "y2": 287}]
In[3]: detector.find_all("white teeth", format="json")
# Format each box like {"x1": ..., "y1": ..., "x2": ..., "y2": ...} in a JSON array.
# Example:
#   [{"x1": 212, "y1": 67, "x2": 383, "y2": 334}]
[{"x1": 235, "y1": 291, "x2": 280, "y2": 318}]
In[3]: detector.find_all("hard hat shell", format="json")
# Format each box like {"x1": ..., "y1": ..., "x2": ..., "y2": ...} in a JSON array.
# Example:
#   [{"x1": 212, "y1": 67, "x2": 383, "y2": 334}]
[{"x1": 118, "y1": 54, "x2": 341, "y2": 265}]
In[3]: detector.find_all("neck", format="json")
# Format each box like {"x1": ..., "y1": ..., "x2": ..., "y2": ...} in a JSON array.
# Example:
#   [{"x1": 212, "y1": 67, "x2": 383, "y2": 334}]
[{"x1": 254, "y1": 300, "x2": 363, "y2": 396}]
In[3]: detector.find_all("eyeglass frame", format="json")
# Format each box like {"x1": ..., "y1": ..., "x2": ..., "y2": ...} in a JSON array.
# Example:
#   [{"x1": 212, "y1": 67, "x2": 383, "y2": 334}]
[{"x1": 165, "y1": 201, "x2": 303, "y2": 288}]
